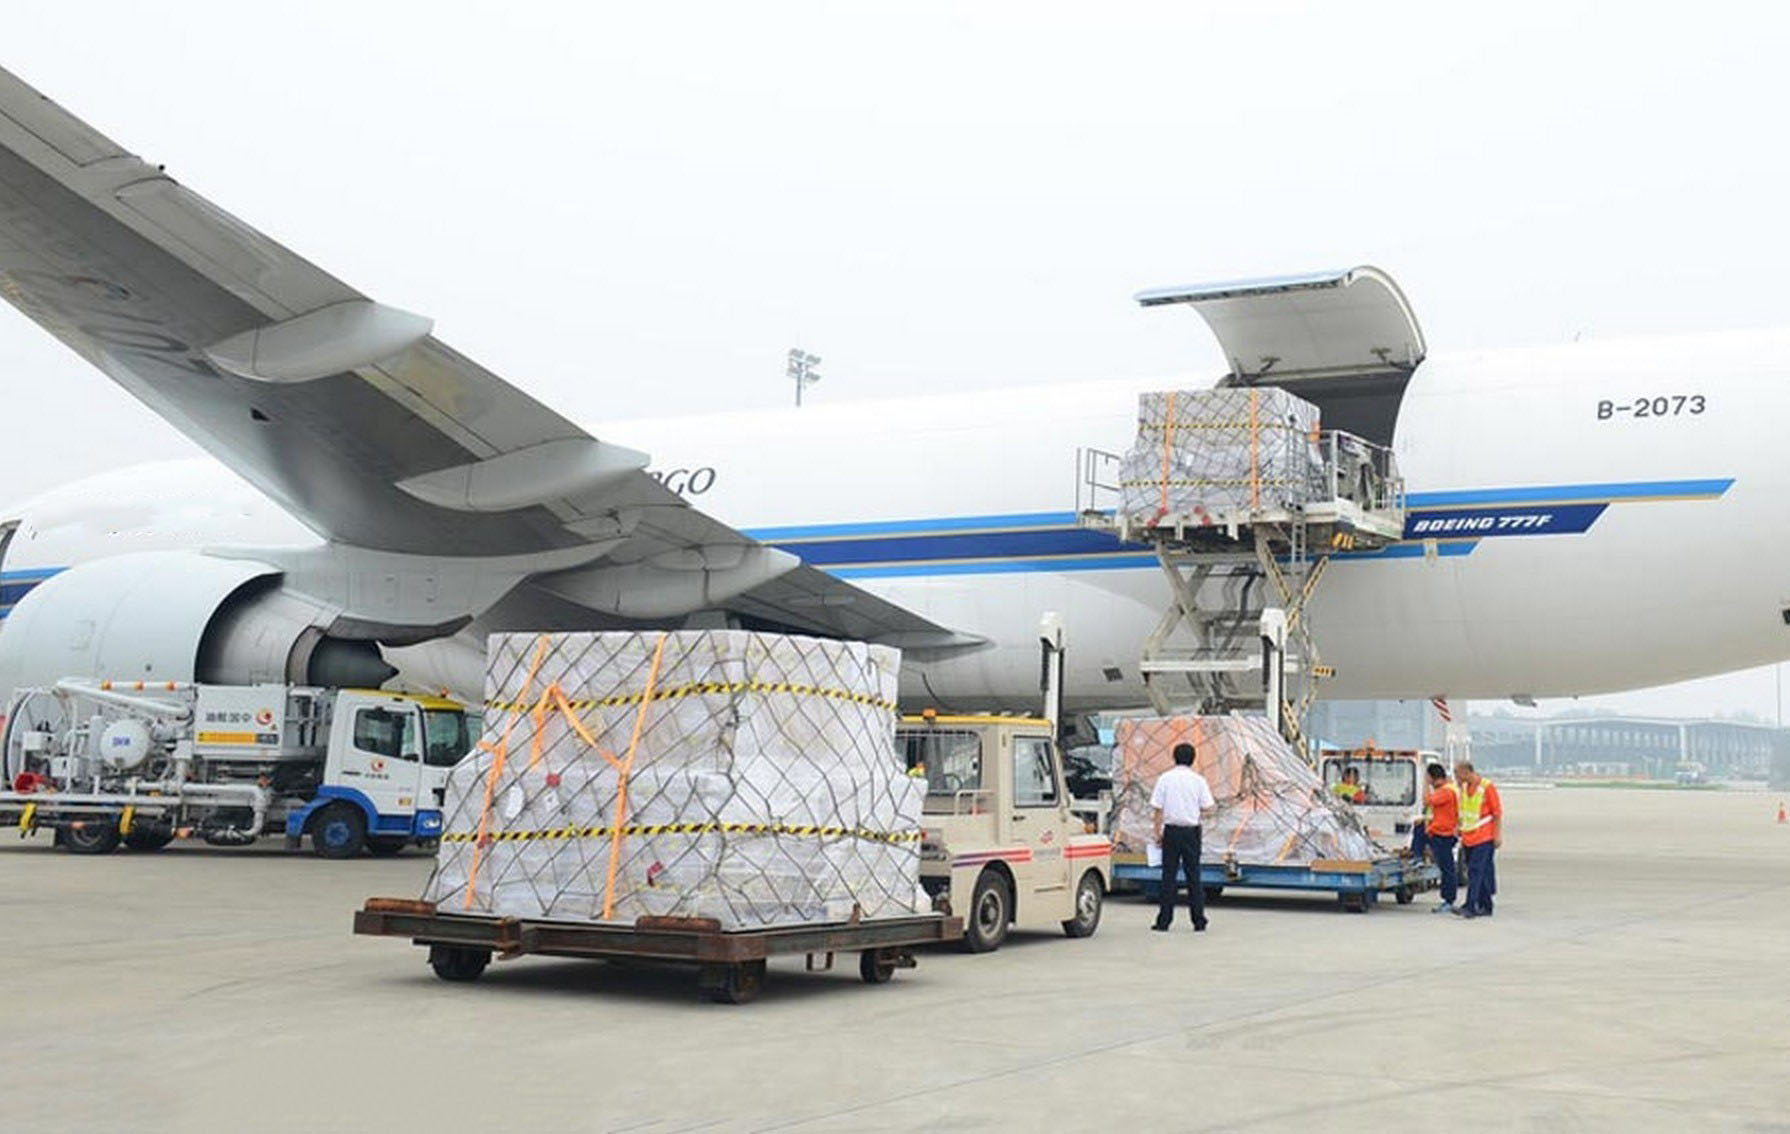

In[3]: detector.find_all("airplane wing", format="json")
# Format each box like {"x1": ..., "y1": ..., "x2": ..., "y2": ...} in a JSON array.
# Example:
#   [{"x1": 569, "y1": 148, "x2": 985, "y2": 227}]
[{"x1": 0, "y1": 64, "x2": 963, "y2": 648}]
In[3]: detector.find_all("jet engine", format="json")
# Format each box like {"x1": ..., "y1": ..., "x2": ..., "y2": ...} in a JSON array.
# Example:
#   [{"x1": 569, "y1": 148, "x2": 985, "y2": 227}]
[{"x1": 0, "y1": 550, "x2": 395, "y2": 701}]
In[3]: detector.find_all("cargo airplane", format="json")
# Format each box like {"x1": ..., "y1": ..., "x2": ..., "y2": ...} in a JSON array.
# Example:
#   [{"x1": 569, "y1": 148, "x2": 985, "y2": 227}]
[{"x1": 0, "y1": 64, "x2": 1780, "y2": 716}]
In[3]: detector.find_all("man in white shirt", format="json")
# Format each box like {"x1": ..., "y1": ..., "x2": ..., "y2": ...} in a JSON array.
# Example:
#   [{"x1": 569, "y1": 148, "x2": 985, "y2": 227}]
[{"x1": 1151, "y1": 742, "x2": 1216, "y2": 932}]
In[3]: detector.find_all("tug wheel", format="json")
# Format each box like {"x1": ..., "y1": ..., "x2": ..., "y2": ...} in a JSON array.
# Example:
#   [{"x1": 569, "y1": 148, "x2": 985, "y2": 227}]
[
  {"x1": 1062, "y1": 869, "x2": 1104, "y2": 938},
  {"x1": 963, "y1": 868, "x2": 1012, "y2": 953}
]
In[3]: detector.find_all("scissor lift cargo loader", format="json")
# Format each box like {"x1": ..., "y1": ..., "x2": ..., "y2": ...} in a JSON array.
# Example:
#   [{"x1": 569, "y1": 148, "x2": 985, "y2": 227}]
[{"x1": 1078, "y1": 418, "x2": 1406, "y2": 750}]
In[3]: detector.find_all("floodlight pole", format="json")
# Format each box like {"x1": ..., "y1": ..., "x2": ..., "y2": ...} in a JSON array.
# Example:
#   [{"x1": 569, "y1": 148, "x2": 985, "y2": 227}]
[{"x1": 787, "y1": 348, "x2": 822, "y2": 407}]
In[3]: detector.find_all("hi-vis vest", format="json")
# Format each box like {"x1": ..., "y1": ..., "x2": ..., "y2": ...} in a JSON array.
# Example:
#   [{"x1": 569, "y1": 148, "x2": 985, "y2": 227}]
[
  {"x1": 1459, "y1": 778, "x2": 1495, "y2": 837},
  {"x1": 1424, "y1": 782, "x2": 1458, "y2": 832}
]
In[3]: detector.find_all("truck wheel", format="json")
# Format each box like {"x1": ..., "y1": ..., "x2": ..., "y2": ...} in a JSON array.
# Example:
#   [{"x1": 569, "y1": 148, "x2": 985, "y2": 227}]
[
  {"x1": 124, "y1": 828, "x2": 174, "y2": 852},
  {"x1": 311, "y1": 803, "x2": 367, "y2": 858},
  {"x1": 428, "y1": 944, "x2": 490, "y2": 982},
  {"x1": 367, "y1": 837, "x2": 408, "y2": 857},
  {"x1": 1062, "y1": 869, "x2": 1104, "y2": 938},
  {"x1": 963, "y1": 868, "x2": 1011, "y2": 953},
  {"x1": 63, "y1": 822, "x2": 121, "y2": 855}
]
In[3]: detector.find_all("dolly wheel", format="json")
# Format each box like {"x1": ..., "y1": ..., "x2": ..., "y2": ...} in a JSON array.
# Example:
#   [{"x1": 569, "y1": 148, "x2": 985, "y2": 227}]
[
  {"x1": 707, "y1": 960, "x2": 767, "y2": 1004},
  {"x1": 1395, "y1": 885, "x2": 1415, "y2": 905},
  {"x1": 428, "y1": 945, "x2": 490, "y2": 982},
  {"x1": 859, "y1": 949, "x2": 898, "y2": 984}
]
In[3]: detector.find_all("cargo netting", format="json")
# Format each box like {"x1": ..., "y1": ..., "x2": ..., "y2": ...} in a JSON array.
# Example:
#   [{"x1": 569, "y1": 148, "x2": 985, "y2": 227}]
[
  {"x1": 423, "y1": 631, "x2": 927, "y2": 930},
  {"x1": 1111, "y1": 715, "x2": 1383, "y2": 865},
  {"x1": 1117, "y1": 387, "x2": 1324, "y2": 524}
]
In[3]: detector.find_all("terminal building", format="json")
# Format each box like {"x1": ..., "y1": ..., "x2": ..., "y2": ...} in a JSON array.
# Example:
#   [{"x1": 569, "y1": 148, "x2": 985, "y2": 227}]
[{"x1": 1308, "y1": 700, "x2": 1785, "y2": 781}]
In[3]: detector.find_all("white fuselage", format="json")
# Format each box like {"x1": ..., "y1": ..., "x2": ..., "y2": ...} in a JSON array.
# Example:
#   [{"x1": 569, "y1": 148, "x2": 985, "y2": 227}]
[{"x1": 4, "y1": 329, "x2": 1785, "y2": 708}]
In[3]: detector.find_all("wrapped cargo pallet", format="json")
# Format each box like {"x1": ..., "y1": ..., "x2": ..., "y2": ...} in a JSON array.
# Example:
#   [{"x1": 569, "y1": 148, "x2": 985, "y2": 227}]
[
  {"x1": 1111, "y1": 715, "x2": 1381, "y2": 865},
  {"x1": 423, "y1": 630, "x2": 928, "y2": 930},
  {"x1": 1117, "y1": 387, "x2": 1324, "y2": 523}
]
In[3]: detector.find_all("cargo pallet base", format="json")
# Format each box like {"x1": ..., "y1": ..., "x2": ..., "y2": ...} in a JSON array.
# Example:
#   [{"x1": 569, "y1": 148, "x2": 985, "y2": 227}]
[
  {"x1": 1111, "y1": 854, "x2": 1439, "y2": 913},
  {"x1": 353, "y1": 899, "x2": 963, "y2": 1004}
]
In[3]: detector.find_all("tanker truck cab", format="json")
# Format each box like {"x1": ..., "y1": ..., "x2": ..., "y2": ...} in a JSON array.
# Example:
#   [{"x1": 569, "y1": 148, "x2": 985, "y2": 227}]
[
  {"x1": 288, "y1": 690, "x2": 471, "y2": 858},
  {"x1": 898, "y1": 713, "x2": 1111, "y2": 952}
]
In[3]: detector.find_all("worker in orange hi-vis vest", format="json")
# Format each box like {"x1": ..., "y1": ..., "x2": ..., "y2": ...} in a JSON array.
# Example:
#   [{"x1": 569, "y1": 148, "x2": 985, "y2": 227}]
[
  {"x1": 1453, "y1": 759, "x2": 1502, "y2": 919},
  {"x1": 1419, "y1": 762, "x2": 1461, "y2": 913}
]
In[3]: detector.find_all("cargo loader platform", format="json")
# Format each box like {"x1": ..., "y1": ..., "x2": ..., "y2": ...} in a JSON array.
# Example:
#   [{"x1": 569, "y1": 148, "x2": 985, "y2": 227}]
[
  {"x1": 1110, "y1": 852, "x2": 1438, "y2": 913},
  {"x1": 353, "y1": 898, "x2": 963, "y2": 1004}
]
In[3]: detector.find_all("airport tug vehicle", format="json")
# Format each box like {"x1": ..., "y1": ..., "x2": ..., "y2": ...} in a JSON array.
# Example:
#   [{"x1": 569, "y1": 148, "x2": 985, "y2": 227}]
[
  {"x1": 899, "y1": 712, "x2": 1112, "y2": 950},
  {"x1": 895, "y1": 618, "x2": 1112, "y2": 951},
  {"x1": 0, "y1": 680, "x2": 472, "y2": 855}
]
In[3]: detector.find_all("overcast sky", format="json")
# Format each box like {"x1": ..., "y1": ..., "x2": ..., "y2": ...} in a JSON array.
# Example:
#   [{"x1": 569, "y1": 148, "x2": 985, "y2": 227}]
[{"x1": 3, "y1": 2, "x2": 1788, "y2": 721}]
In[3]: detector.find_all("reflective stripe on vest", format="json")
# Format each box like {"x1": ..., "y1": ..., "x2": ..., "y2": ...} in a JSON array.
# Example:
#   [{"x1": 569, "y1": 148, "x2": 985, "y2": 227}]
[{"x1": 1459, "y1": 779, "x2": 1493, "y2": 833}]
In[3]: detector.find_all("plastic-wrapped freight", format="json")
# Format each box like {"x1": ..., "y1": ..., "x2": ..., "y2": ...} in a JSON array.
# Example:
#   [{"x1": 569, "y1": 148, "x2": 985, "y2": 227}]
[
  {"x1": 423, "y1": 631, "x2": 928, "y2": 930},
  {"x1": 1117, "y1": 387, "x2": 1324, "y2": 523},
  {"x1": 1110, "y1": 715, "x2": 1381, "y2": 865}
]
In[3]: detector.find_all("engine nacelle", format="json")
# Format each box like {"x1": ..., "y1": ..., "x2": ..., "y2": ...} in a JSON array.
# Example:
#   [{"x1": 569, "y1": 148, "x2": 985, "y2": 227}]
[{"x1": 0, "y1": 551, "x2": 395, "y2": 701}]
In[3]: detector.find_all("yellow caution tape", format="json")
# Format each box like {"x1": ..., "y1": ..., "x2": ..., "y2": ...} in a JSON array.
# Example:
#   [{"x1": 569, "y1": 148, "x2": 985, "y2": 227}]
[
  {"x1": 443, "y1": 821, "x2": 922, "y2": 846},
  {"x1": 1118, "y1": 477, "x2": 1310, "y2": 489},
  {"x1": 487, "y1": 680, "x2": 899, "y2": 715},
  {"x1": 1135, "y1": 421, "x2": 1308, "y2": 433}
]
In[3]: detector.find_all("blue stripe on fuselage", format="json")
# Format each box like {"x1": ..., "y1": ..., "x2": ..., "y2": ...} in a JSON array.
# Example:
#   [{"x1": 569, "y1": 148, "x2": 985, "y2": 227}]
[
  {"x1": 747, "y1": 477, "x2": 1731, "y2": 575},
  {"x1": 1405, "y1": 478, "x2": 1732, "y2": 508},
  {"x1": 0, "y1": 478, "x2": 1734, "y2": 602}
]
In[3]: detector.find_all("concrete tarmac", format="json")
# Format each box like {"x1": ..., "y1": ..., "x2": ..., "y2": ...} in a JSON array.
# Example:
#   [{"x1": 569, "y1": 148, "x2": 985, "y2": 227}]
[{"x1": 5, "y1": 786, "x2": 1789, "y2": 1133}]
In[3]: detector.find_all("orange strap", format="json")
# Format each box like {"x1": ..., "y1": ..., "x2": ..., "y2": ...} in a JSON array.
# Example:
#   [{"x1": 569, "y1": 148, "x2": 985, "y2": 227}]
[
  {"x1": 1158, "y1": 391, "x2": 1176, "y2": 518},
  {"x1": 1226, "y1": 808, "x2": 1254, "y2": 855},
  {"x1": 1248, "y1": 388, "x2": 1261, "y2": 511},
  {"x1": 602, "y1": 634, "x2": 669, "y2": 920},
  {"x1": 1272, "y1": 827, "x2": 1304, "y2": 865},
  {"x1": 464, "y1": 635, "x2": 551, "y2": 909}
]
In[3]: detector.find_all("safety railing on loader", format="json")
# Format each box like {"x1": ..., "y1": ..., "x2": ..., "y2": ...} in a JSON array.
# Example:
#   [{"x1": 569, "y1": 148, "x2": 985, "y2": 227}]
[{"x1": 1076, "y1": 429, "x2": 1406, "y2": 545}]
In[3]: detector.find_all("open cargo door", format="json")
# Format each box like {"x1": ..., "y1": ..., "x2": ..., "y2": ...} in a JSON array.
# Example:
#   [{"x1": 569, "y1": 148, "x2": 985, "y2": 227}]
[{"x1": 1136, "y1": 266, "x2": 1426, "y2": 444}]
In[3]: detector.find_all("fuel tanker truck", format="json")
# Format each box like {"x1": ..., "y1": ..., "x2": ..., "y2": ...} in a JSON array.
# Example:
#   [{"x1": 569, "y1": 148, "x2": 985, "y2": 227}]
[{"x1": 0, "y1": 679, "x2": 472, "y2": 856}]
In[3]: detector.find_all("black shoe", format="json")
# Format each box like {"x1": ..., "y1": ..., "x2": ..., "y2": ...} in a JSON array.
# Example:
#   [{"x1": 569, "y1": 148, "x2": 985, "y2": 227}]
[
  {"x1": 1193, "y1": 922, "x2": 1208, "y2": 932},
  {"x1": 1151, "y1": 922, "x2": 1170, "y2": 932}
]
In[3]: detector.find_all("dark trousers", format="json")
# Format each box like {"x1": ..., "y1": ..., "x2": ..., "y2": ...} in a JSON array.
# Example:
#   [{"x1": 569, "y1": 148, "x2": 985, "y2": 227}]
[
  {"x1": 1156, "y1": 824, "x2": 1207, "y2": 928},
  {"x1": 1427, "y1": 832, "x2": 1459, "y2": 905},
  {"x1": 1464, "y1": 840, "x2": 1495, "y2": 914}
]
